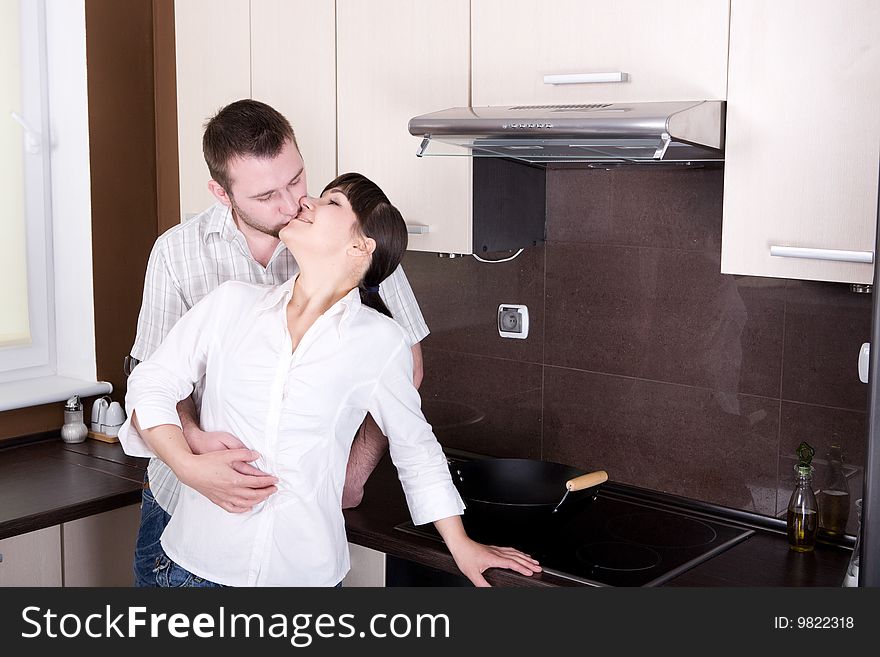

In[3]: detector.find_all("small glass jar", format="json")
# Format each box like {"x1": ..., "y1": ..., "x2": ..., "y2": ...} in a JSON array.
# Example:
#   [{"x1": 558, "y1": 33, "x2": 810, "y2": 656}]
[
  {"x1": 818, "y1": 444, "x2": 850, "y2": 536},
  {"x1": 61, "y1": 395, "x2": 88, "y2": 444}
]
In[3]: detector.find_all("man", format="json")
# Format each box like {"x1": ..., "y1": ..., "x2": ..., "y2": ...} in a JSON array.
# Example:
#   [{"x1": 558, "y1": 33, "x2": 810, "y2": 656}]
[{"x1": 127, "y1": 99, "x2": 429, "y2": 587}]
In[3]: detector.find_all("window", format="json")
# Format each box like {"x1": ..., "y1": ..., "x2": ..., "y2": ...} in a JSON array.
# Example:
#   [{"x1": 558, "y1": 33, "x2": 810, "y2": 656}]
[{"x1": 0, "y1": 0, "x2": 110, "y2": 410}]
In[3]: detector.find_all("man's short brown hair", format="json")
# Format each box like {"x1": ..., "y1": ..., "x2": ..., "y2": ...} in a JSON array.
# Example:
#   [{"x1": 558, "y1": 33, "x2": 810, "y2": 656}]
[{"x1": 202, "y1": 99, "x2": 298, "y2": 193}]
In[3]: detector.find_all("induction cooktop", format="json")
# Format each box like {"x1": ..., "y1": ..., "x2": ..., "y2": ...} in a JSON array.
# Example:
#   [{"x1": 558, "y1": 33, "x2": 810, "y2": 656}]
[{"x1": 395, "y1": 490, "x2": 754, "y2": 587}]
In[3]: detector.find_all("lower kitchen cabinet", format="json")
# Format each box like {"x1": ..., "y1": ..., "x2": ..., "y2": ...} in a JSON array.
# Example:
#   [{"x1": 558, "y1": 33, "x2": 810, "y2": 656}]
[
  {"x1": 0, "y1": 504, "x2": 140, "y2": 587},
  {"x1": 0, "y1": 525, "x2": 63, "y2": 587},
  {"x1": 342, "y1": 543, "x2": 386, "y2": 587},
  {"x1": 62, "y1": 504, "x2": 140, "y2": 587}
]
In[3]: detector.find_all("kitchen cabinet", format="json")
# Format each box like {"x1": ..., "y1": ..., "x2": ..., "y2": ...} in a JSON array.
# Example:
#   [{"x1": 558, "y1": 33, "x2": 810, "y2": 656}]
[
  {"x1": 471, "y1": 0, "x2": 730, "y2": 106},
  {"x1": 62, "y1": 504, "x2": 140, "y2": 587},
  {"x1": 250, "y1": 0, "x2": 336, "y2": 197},
  {"x1": 0, "y1": 526, "x2": 62, "y2": 587},
  {"x1": 174, "y1": 0, "x2": 336, "y2": 220},
  {"x1": 0, "y1": 504, "x2": 139, "y2": 587},
  {"x1": 174, "y1": 0, "x2": 251, "y2": 219},
  {"x1": 721, "y1": 0, "x2": 880, "y2": 284},
  {"x1": 336, "y1": 0, "x2": 472, "y2": 254},
  {"x1": 342, "y1": 543, "x2": 386, "y2": 587}
]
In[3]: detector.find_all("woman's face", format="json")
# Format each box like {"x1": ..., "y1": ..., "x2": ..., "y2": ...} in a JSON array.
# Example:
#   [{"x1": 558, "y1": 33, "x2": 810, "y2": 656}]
[{"x1": 279, "y1": 187, "x2": 360, "y2": 259}]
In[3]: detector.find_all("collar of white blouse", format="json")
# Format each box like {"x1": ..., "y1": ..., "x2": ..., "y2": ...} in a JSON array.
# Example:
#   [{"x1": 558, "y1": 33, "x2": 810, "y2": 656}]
[{"x1": 256, "y1": 273, "x2": 364, "y2": 340}]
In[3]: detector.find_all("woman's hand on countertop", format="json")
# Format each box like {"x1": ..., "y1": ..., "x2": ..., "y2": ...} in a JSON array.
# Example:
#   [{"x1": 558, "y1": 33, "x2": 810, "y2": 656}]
[{"x1": 433, "y1": 516, "x2": 542, "y2": 587}]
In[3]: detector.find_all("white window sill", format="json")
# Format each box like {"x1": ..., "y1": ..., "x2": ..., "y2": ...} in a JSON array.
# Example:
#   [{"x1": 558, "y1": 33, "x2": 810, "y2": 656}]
[{"x1": 0, "y1": 376, "x2": 113, "y2": 412}]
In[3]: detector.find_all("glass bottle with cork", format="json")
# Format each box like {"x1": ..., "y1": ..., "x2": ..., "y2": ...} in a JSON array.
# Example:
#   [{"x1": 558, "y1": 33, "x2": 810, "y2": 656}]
[
  {"x1": 818, "y1": 443, "x2": 850, "y2": 536},
  {"x1": 787, "y1": 441, "x2": 819, "y2": 552}
]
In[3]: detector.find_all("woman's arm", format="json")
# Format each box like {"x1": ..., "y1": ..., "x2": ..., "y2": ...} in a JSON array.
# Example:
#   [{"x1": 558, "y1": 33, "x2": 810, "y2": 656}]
[
  {"x1": 368, "y1": 340, "x2": 541, "y2": 586},
  {"x1": 433, "y1": 516, "x2": 542, "y2": 587},
  {"x1": 120, "y1": 283, "x2": 279, "y2": 511},
  {"x1": 341, "y1": 342, "x2": 424, "y2": 509},
  {"x1": 131, "y1": 411, "x2": 276, "y2": 514}
]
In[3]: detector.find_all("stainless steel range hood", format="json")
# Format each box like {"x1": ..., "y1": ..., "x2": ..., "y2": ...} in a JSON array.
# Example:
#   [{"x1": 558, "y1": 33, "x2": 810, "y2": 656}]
[{"x1": 408, "y1": 100, "x2": 725, "y2": 164}]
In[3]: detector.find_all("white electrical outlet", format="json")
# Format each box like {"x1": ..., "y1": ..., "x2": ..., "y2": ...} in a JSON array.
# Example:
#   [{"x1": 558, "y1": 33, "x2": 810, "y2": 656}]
[{"x1": 498, "y1": 304, "x2": 529, "y2": 339}]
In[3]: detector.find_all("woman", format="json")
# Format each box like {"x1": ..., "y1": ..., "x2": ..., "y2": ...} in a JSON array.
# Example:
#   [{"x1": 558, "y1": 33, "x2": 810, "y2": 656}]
[{"x1": 119, "y1": 173, "x2": 541, "y2": 587}]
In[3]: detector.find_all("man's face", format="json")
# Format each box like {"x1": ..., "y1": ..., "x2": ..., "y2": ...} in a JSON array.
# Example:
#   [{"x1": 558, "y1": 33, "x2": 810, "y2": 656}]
[{"x1": 224, "y1": 139, "x2": 307, "y2": 238}]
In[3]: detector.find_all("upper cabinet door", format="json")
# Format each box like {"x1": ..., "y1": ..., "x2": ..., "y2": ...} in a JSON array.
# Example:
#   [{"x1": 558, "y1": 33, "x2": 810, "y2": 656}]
[
  {"x1": 251, "y1": 0, "x2": 336, "y2": 196},
  {"x1": 174, "y1": 0, "x2": 251, "y2": 220},
  {"x1": 337, "y1": 0, "x2": 472, "y2": 254},
  {"x1": 472, "y1": 0, "x2": 729, "y2": 106},
  {"x1": 721, "y1": 0, "x2": 880, "y2": 284}
]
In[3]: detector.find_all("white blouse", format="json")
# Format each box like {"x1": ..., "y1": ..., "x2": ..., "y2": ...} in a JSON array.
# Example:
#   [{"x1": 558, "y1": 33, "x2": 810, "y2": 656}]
[{"x1": 118, "y1": 276, "x2": 464, "y2": 586}]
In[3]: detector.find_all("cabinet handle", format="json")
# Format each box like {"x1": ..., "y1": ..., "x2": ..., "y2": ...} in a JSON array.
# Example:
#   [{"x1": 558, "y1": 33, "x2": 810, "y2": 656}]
[
  {"x1": 406, "y1": 224, "x2": 429, "y2": 235},
  {"x1": 769, "y1": 245, "x2": 874, "y2": 264},
  {"x1": 543, "y1": 72, "x2": 628, "y2": 85}
]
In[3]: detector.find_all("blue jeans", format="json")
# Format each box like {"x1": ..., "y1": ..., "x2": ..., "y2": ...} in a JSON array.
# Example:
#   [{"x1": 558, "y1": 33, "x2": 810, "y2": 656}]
[
  {"x1": 154, "y1": 554, "x2": 225, "y2": 587},
  {"x1": 133, "y1": 477, "x2": 172, "y2": 587}
]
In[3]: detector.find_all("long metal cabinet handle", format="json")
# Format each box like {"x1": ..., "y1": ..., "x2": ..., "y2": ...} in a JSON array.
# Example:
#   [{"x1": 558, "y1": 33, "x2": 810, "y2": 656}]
[
  {"x1": 543, "y1": 72, "x2": 628, "y2": 85},
  {"x1": 769, "y1": 245, "x2": 874, "y2": 264},
  {"x1": 406, "y1": 224, "x2": 429, "y2": 235}
]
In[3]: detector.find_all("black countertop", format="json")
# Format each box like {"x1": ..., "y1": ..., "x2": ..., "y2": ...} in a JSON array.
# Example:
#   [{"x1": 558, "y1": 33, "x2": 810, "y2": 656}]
[
  {"x1": 0, "y1": 437, "x2": 854, "y2": 586},
  {"x1": 344, "y1": 454, "x2": 855, "y2": 587},
  {"x1": 0, "y1": 436, "x2": 147, "y2": 541}
]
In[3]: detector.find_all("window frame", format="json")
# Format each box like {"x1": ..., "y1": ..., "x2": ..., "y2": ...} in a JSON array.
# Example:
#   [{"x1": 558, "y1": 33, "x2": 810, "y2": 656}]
[
  {"x1": 0, "y1": 0, "x2": 110, "y2": 409},
  {"x1": 0, "y1": 0, "x2": 54, "y2": 381}
]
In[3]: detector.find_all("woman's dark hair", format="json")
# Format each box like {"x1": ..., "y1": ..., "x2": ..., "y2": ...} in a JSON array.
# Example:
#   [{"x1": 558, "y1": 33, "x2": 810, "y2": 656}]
[
  {"x1": 322, "y1": 173, "x2": 408, "y2": 318},
  {"x1": 203, "y1": 99, "x2": 298, "y2": 192}
]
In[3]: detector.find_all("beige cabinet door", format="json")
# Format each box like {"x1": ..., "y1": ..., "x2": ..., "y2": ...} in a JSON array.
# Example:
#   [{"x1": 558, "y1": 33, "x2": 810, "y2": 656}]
[
  {"x1": 251, "y1": 0, "x2": 337, "y2": 196},
  {"x1": 342, "y1": 543, "x2": 386, "y2": 587},
  {"x1": 62, "y1": 504, "x2": 140, "y2": 587},
  {"x1": 472, "y1": 0, "x2": 729, "y2": 106},
  {"x1": 0, "y1": 526, "x2": 62, "y2": 587},
  {"x1": 337, "y1": 0, "x2": 472, "y2": 254},
  {"x1": 175, "y1": 0, "x2": 251, "y2": 220},
  {"x1": 721, "y1": 0, "x2": 880, "y2": 284}
]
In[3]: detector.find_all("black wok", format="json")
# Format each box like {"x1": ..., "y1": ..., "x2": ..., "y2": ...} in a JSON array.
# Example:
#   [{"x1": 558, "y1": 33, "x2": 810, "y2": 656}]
[{"x1": 449, "y1": 458, "x2": 608, "y2": 537}]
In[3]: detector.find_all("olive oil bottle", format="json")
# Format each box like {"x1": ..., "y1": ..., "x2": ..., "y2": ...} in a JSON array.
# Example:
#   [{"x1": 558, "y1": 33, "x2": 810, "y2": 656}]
[{"x1": 787, "y1": 441, "x2": 819, "y2": 552}]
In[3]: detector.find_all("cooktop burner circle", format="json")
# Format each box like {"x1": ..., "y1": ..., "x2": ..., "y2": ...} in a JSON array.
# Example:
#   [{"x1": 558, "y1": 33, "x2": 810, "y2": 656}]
[
  {"x1": 576, "y1": 541, "x2": 661, "y2": 572},
  {"x1": 606, "y1": 511, "x2": 718, "y2": 548}
]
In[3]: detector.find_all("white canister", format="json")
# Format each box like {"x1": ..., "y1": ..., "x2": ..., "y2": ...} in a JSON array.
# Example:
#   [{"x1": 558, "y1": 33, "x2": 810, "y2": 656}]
[
  {"x1": 91, "y1": 396, "x2": 110, "y2": 433},
  {"x1": 102, "y1": 401, "x2": 126, "y2": 437}
]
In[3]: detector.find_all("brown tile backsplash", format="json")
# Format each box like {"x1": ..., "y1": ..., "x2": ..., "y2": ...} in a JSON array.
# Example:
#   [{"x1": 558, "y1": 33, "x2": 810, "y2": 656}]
[
  {"x1": 403, "y1": 165, "x2": 870, "y2": 529},
  {"x1": 545, "y1": 166, "x2": 723, "y2": 251},
  {"x1": 544, "y1": 244, "x2": 784, "y2": 397},
  {"x1": 418, "y1": 347, "x2": 543, "y2": 459},
  {"x1": 542, "y1": 367, "x2": 780, "y2": 515},
  {"x1": 402, "y1": 247, "x2": 545, "y2": 364},
  {"x1": 781, "y1": 280, "x2": 871, "y2": 410}
]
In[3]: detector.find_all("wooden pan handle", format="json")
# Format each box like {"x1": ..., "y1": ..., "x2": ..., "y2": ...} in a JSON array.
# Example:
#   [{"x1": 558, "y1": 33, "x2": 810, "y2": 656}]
[{"x1": 566, "y1": 470, "x2": 608, "y2": 492}]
